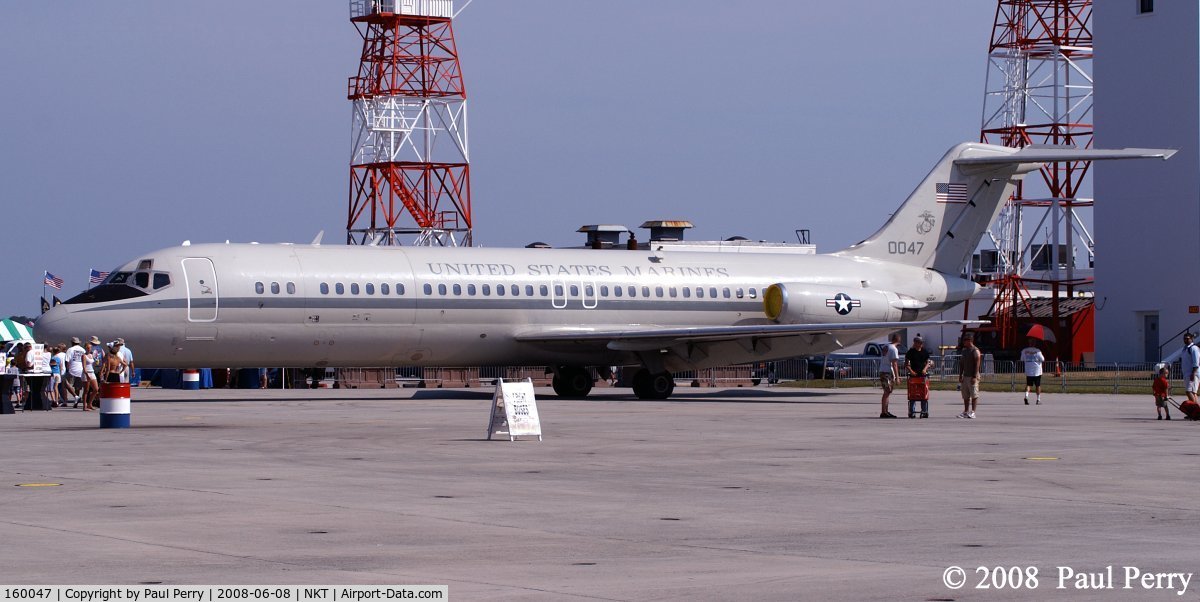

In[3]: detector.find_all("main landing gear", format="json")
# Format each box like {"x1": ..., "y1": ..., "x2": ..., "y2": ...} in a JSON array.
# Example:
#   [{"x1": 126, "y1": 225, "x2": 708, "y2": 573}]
[
  {"x1": 632, "y1": 369, "x2": 674, "y2": 400},
  {"x1": 550, "y1": 366, "x2": 675, "y2": 400},
  {"x1": 551, "y1": 366, "x2": 594, "y2": 399}
]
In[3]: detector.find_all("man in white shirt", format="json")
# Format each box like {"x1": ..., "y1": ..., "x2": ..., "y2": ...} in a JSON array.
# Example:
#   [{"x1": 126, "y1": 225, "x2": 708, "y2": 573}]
[
  {"x1": 878, "y1": 333, "x2": 901, "y2": 418},
  {"x1": 64, "y1": 336, "x2": 86, "y2": 404},
  {"x1": 1183, "y1": 332, "x2": 1200, "y2": 404},
  {"x1": 1020, "y1": 338, "x2": 1046, "y2": 405}
]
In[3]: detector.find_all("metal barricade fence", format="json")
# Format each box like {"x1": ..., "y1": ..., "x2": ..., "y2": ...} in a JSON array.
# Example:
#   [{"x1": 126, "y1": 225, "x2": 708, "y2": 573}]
[
  {"x1": 949, "y1": 359, "x2": 1163, "y2": 394},
  {"x1": 273, "y1": 358, "x2": 1175, "y2": 394}
]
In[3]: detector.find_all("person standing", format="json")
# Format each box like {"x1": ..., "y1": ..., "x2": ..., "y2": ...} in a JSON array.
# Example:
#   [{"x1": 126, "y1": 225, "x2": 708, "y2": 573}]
[
  {"x1": 81, "y1": 349, "x2": 99, "y2": 411},
  {"x1": 11, "y1": 343, "x2": 31, "y2": 407},
  {"x1": 878, "y1": 333, "x2": 901, "y2": 418},
  {"x1": 115, "y1": 339, "x2": 134, "y2": 384},
  {"x1": 904, "y1": 335, "x2": 933, "y2": 418},
  {"x1": 53, "y1": 344, "x2": 70, "y2": 402},
  {"x1": 1182, "y1": 332, "x2": 1200, "y2": 408},
  {"x1": 1153, "y1": 365, "x2": 1172, "y2": 420},
  {"x1": 65, "y1": 337, "x2": 86, "y2": 407},
  {"x1": 101, "y1": 344, "x2": 127, "y2": 384},
  {"x1": 87, "y1": 336, "x2": 105, "y2": 382},
  {"x1": 47, "y1": 345, "x2": 62, "y2": 408},
  {"x1": 1021, "y1": 337, "x2": 1046, "y2": 405},
  {"x1": 958, "y1": 333, "x2": 982, "y2": 419}
]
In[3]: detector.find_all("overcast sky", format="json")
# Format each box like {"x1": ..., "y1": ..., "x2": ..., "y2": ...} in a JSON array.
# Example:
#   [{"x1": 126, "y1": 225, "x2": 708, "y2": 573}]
[{"x1": 0, "y1": 1, "x2": 997, "y2": 318}]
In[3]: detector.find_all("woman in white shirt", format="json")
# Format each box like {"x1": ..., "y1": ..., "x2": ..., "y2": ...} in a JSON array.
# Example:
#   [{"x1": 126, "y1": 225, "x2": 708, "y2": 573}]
[{"x1": 81, "y1": 351, "x2": 98, "y2": 411}]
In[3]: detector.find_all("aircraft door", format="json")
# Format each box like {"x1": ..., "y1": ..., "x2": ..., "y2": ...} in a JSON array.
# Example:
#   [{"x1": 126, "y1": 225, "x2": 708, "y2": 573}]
[{"x1": 181, "y1": 258, "x2": 219, "y2": 322}]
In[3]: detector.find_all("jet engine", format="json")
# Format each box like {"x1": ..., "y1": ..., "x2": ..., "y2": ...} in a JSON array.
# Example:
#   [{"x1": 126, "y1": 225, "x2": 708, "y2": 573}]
[{"x1": 762, "y1": 283, "x2": 926, "y2": 324}]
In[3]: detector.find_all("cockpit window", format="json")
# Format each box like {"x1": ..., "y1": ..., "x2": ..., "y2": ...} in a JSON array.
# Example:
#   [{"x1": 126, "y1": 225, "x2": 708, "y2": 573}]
[
  {"x1": 63, "y1": 285, "x2": 148, "y2": 305},
  {"x1": 62, "y1": 267, "x2": 172, "y2": 304}
]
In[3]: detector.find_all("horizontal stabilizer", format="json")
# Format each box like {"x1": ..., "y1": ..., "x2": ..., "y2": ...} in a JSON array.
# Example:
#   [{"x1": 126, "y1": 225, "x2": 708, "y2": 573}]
[{"x1": 955, "y1": 147, "x2": 1176, "y2": 169}]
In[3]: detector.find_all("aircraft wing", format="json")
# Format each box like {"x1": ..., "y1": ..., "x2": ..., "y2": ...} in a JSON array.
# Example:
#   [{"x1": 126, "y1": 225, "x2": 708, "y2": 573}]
[{"x1": 514, "y1": 319, "x2": 985, "y2": 351}]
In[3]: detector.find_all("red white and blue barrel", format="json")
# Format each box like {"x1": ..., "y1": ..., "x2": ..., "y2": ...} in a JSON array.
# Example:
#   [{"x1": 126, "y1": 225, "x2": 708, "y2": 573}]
[
  {"x1": 182, "y1": 369, "x2": 201, "y2": 390},
  {"x1": 99, "y1": 382, "x2": 131, "y2": 428}
]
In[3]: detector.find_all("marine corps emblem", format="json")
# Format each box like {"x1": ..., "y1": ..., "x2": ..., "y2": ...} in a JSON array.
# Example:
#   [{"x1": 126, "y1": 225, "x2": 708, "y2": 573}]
[{"x1": 916, "y1": 210, "x2": 936, "y2": 235}]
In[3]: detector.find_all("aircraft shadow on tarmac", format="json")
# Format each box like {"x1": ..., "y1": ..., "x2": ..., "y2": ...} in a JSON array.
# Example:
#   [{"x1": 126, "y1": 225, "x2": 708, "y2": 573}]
[
  {"x1": 35, "y1": 387, "x2": 858, "y2": 407},
  {"x1": 15, "y1": 423, "x2": 234, "y2": 432},
  {"x1": 408, "y1": 387, "x2": 845, "y2": 404},
  {"x1": 132, "y1": 395, "x2": 420, "y2": 403}
]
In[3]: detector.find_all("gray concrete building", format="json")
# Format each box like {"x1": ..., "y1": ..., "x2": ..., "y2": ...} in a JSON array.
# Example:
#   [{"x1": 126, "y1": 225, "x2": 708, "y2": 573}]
[{"x1": 1094, "y1": 0, "x2": 1200, "y2": 361}]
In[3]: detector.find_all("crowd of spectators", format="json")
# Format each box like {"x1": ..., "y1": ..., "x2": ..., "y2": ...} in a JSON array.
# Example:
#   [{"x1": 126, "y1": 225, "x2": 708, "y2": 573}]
[{"x1": 4, "y1": 336, "x2": 133, "y2": 410}]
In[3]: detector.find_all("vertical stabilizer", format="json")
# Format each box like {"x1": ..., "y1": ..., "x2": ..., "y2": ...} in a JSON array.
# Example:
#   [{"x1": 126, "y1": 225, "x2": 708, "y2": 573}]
[{"x1": 834, "y1": 143, "x2": 1174, "y2": 274}]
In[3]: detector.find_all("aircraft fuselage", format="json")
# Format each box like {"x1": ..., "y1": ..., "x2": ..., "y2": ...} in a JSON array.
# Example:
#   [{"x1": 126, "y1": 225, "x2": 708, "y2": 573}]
[{"x1": 37, "y1": 242, "x2": 972, "y2": 371}]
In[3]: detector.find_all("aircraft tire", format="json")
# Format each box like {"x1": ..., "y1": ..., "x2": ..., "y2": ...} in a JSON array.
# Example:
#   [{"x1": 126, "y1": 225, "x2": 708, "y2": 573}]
[
  {"x1": 633, "y1": 370, "x2": 674, "y2": 400},
  {"x1": 552, "y1": 366, "x2": 593, "y2": 399}
]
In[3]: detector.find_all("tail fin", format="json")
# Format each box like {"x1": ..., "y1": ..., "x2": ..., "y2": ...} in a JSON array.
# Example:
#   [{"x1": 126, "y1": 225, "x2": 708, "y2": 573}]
[{"x1": 834, "y1": 143, "x2": 1175, "y2": 274}]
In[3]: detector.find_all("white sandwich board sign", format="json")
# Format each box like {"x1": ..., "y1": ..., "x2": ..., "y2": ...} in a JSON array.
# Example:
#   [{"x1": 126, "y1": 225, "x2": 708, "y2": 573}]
[{"x1": 487, "y1": 378, "x2": 542, "y2": 441}]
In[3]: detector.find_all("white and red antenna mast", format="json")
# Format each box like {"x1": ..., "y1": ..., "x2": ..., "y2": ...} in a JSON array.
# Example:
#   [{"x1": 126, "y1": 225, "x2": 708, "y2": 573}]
[
  {"x1": 347, "y1": 0, "x2": 472, "y2": 246},
  {"x1": 978, "y1": 0, "x2": 1093, "y2": 355}
]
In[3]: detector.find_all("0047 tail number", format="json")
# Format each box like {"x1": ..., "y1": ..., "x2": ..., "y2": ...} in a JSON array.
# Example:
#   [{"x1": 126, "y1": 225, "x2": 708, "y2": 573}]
[{"x1": 887, "y1": 241, "x2": 925, "y2": 255}]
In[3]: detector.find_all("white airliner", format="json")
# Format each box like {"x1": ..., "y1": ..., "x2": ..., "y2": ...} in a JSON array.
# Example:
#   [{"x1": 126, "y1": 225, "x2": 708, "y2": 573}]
[{"x1": 35, "y1": 143, "x2": 1172, "y2": 399}]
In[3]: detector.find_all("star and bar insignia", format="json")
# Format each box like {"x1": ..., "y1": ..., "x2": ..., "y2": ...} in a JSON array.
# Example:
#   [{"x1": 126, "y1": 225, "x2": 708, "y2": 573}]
[{"x1": 826, "y1": 292, "x2": 861, "y2": 315}]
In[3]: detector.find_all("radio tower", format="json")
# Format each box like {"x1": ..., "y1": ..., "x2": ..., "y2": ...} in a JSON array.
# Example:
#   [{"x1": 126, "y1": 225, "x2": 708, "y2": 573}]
[
  {"x1": 347, "y1": 0, "x2": 471, "y2": 246},
  {"x1": 977, "y1": 0, "x2": 1093, "y2": 357}
]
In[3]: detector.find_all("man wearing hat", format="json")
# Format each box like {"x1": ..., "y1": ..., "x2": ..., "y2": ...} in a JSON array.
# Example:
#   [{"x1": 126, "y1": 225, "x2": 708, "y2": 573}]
[
  {"x1": 114, "y1": 338, "x2": 134, "y2": 384},
  {"x1": 64, "y1": 336, "x2": 87, "y2": 406},
  {"x1": 958, "y1": 333, "x2": 982, "y2": 419}
]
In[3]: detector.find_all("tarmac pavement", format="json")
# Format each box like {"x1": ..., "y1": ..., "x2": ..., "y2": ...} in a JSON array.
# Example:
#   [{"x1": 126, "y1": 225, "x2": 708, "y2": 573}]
[{"x1": 1, "y1": 385, "x2": 1197, "y2": 600}]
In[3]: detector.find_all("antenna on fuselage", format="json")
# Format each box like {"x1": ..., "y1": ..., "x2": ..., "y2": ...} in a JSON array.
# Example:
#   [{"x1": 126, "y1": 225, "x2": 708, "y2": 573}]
[{"x1": 311, "y1": 230, "x2": 325, "y2": 245}]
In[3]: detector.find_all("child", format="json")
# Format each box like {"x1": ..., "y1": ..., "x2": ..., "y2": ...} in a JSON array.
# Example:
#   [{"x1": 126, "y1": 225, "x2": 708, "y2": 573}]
[{"x1": 1153, "y1": 365, "x2": 1171, "y2": 420}]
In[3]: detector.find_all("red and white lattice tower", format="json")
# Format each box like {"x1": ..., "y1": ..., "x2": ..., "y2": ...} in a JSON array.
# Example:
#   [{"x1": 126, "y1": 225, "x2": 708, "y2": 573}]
[
  {"x1": 978, "y1": 0, "x2": 1092, "y2": 354},
  {"x1": 347, "y1": 0, "x2": 471, "y2": 246}
]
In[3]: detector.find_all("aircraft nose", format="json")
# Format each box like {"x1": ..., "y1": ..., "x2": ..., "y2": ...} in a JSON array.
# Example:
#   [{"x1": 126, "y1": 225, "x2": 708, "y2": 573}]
[{"x1": 33, "y1": 304, "x2": 74, "y2": 343}]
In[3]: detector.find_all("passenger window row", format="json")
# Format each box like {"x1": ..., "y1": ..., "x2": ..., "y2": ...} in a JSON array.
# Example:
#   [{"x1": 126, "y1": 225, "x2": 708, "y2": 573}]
[
  {"x1": 254, "y1": 281, "x2": 298, "y2": 295},
  {"x1": 313, "y1": 282, "x2": 407, "y2": 296},
  {"x1": 417, "y1": 283, "x2": 759, "y2": 300},
  {"x1": 257, "y1": 280, "x2": 759, "y2": 300}
]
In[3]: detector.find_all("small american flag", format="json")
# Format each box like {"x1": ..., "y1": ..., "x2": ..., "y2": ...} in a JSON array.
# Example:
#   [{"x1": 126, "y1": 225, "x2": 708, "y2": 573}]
[
  {"x1": 935, "y1": 182, "x2": 968, "y2": 203},
  {"x1": 89, "y1": 269, "x2": 110, "y2": 285},
  {"x1": 44, "y1": 271, "x2": 64, "y2": 290}
]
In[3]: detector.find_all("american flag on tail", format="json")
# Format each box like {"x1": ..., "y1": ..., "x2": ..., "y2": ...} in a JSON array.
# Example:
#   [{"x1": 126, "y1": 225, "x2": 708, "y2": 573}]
[{"x1": 935, "y1": 182, "x2": 968, "y2": 203}]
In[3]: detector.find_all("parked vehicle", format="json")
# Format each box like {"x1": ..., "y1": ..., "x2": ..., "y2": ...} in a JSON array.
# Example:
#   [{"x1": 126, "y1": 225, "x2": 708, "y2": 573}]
[{"x1": 806, "y1": 358, "x2": 852, "y2": 380}]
